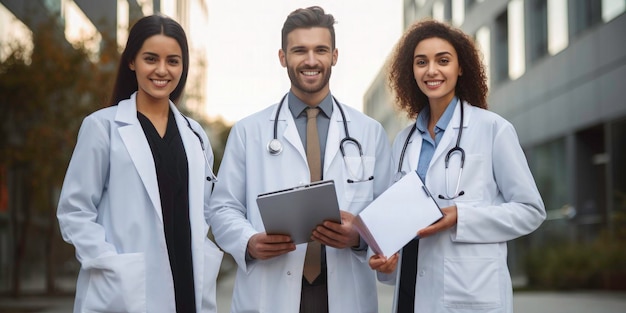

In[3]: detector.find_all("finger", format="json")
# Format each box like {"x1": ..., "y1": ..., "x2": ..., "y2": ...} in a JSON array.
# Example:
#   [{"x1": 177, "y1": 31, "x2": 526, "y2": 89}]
[
  {"x1": 263, "y1": 234, "x2": 294, "y2": 244},
  {"x1": 321, "y1": 220, "x2": 344, "y2": 233}
]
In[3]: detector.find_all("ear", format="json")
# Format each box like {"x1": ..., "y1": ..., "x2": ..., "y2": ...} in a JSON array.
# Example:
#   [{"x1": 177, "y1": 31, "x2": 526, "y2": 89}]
[
  {"x1": 278, "y1": 49, "x2": 287, "y2": 67},
  {"x1": 459, "y1": 66, "x2": 463, "y2": 76},
  {"x1": 129, "y1": 61, "x2": 135, "y2": 71},
  {"x1": 332, "y1": 48, "x2": 338, "y2": 66}
]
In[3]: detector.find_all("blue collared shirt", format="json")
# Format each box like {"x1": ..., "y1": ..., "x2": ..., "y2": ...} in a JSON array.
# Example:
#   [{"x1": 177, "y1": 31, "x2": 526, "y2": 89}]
[{"x1": 415, "y1": 97, "x2": 458, "y2": 183}]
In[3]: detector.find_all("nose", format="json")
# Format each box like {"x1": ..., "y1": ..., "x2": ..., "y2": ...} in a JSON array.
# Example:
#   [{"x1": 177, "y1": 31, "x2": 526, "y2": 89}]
[
  {"x1": 304, "y1": 51, "x2": 316, "y2": 66},
  {"x1": 156, "y1": 61, "x2": 168, "y2": 76},
  {"x1": 426, "y1": 62, "x2": 438, "y2": 76}
]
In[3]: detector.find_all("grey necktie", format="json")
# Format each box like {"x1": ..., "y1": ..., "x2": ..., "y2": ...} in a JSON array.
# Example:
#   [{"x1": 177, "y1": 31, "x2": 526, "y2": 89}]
[{"x1": 303, "y1": 107, "x2": 321, "y2": 284}]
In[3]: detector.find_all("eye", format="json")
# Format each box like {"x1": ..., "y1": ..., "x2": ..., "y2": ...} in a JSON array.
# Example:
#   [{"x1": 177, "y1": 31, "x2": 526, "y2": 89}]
[
  {"x1": 439, "y1": 58, "x2": 450, "y2": 65},
  {"x1": 144, "y1": 56, "x2": 157, "y2": 63},
  {"x1": 415, "y1": 59, "x2": 426, "y2": 66},
  {"x1": 168, "y1": 58, "x2": 180, "y2": 65}
]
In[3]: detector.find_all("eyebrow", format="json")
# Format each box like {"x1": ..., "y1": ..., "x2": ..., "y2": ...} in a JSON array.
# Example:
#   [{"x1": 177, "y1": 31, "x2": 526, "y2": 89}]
[
  {"x1": 289, "y1": 45, "x2": 331, "y2": 52},
  {"x1": 414, "y1": 51, "x2": 453, "y2": 59},
  {"x1": 141, "y1": 52, "x2": 182, "y2": 58}
]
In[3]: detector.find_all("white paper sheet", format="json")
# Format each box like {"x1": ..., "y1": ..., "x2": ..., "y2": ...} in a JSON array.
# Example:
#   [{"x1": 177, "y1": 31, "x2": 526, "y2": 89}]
[{"x1": 353, "y1": 171, "x2": 443, "y2": 257}]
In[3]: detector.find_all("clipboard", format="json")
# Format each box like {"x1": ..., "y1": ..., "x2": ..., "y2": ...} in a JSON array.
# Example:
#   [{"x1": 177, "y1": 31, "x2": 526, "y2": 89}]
[
  {"x1": 256, "y1": 180, "x2": 341, "y2": 244},
  {"x1": 353, "y1": 171, "x2": 443, "y2": 256}
]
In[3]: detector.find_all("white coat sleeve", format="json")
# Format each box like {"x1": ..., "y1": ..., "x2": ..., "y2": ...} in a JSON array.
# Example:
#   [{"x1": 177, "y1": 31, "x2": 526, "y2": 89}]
[
  {"x1": 57, "y1": 115, "x2": 117, "y2": 264},
  {"x1": 372, "y1": 123, "x2": 394, "y2": 199},
  {"x1": 453, "y1": 121, "x2": 546, "y2": 243},
  {"x1": 208, "y1": 124, "x2": 258, "y2": 272}
]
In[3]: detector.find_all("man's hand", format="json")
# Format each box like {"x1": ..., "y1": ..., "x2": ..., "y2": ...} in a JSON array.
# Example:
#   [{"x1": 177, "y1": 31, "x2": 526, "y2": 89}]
[
  {"x1": 247, "y1": 233, "x2": 296, "y2": 260},
  {"x1": 311, "y1": 210, "x2": 360, "y2": 249},
  {"x1": 369, "y1": 253, "x2": 399, "y2": 274}
]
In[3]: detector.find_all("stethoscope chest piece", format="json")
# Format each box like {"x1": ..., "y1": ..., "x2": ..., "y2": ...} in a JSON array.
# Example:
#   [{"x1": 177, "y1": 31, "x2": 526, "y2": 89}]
[
  {"x1": 393, "y1": 171, "x2": 406, "y2": 183},
  {"x1": 267, "y1": 138, "x2": 283, "y2": 155}
]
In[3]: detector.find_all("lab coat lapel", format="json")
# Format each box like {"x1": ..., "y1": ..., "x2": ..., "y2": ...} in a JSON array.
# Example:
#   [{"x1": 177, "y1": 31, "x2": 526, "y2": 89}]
[
  {"x1": 324, "y1": 100, "x2": 343, "y2": 174},
  {"x1": 172, "y1": 105, "x2": 203, "y2": 209},
  {"x1": 274, "y1": 98, "x2": 307, "y2": 162},
  {"x1": 430, "y1": 99, "x2": 463, "y2": 168},
  {"x1": 172, "y1": 105, "x2": 205, "y2": 308},
  {"x1": 405, "y1": 125, "x2": 422, "y2": 173},
  {"x1": 116, "y1": 95, "x2": 163, "y2": 221}
]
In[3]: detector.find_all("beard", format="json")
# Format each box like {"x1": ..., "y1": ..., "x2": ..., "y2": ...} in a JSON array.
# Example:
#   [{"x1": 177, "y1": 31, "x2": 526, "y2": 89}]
[{"x1": 286, "y1": 63, "x2": 332, "y2": 95}]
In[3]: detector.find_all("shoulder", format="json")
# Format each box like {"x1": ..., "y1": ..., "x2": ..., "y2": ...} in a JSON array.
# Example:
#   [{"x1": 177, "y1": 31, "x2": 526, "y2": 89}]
[
  {"x1": 467, "y1": 104, "x2": 513, "y2": 129},
  {"x1": 82, "y1": 106, "x2": 117, "y2": 127},
  {"x1": 231, "y1": 104, "x2": 276, "y2": 130},
  {"x1": 392, "y1": 123, "x2": 416, "y2": 147},
  {"x1": 339, "y1": 102, "x2": 385, "y2": 132}
]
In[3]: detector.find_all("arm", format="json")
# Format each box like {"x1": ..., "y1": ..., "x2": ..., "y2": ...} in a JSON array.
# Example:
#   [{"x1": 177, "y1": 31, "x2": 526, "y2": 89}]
[
  {"x1": 208, "y1": 124, "x2": 294, "y2": 270},
  {"x1": 452, "y1": 122, "x2": 546, "y2": 242},
  {"x1": 57, "y1": 115, "x2": 117, "y2": 264}
]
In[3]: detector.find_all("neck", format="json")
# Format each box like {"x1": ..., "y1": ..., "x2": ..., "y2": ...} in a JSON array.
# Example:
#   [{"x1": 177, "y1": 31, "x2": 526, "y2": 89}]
[
  {"x1": 136, "y1": 94, "x2": 170, "y2": 118},
  {"x1": 291, "y1": 87, "x2": 330, "y2": 107}
]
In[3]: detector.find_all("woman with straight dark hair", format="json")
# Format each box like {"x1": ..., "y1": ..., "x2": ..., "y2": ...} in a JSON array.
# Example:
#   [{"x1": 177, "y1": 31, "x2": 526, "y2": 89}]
[{"x1": 57, "y1": 14, "x2": 223, "y2": 313}]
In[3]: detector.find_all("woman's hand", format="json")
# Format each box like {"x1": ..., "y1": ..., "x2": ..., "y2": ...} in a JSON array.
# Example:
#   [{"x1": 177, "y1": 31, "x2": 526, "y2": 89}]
[
  {"x1": 369, "y1": 253, "x2": 399, "y2": 274},
  {"x1": 417, "y1": 205, "x2": 458, "y2": 238}
]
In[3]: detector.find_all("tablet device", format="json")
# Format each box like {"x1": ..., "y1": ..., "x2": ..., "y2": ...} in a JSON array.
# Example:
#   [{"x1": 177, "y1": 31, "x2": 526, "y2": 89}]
[{"x1": 256, "y1": 180, "x2": 341, "y2": 244}]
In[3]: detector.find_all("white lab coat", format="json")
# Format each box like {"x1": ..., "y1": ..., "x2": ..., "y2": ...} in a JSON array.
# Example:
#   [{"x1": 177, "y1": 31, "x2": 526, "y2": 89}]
[
  {"x1": 57, "y1": 93, "x2": 224, "y2": 313},
  {"x1": 379, "y1": 101, "x2": 546, "y2": 313},
  {"x1": 208, "y1": 96, "x2": 393, "y2": 313}
]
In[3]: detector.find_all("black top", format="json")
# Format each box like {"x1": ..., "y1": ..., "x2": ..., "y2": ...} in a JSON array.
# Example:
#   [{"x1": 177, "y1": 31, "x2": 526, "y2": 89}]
[{"x1": 138, "y1": 110, "x2": 196, "y2": 313}]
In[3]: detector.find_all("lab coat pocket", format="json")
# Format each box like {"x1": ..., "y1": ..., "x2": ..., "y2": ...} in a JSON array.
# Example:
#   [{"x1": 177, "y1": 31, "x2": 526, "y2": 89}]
[
  {"x1": 83, "y1": 253, "x2": 146, "y2": 313},
  {"x1": 201, "y1": 239, "x2": 224, "y2": 313},
  {"x1": 443, "y1": 257, "x2": 501, "y2": 309},
  {"x1": 342, "y1": 156, "x2": 375, "y2": 202}
]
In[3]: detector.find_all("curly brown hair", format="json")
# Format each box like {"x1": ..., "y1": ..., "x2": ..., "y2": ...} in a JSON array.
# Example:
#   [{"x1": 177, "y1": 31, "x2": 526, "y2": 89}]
[{"x1": 388, "y1": 19, "x2": 488, "y2": 119}]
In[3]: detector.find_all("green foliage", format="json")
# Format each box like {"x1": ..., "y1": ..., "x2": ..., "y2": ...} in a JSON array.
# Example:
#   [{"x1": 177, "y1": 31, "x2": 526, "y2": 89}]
[
  {"x1": 0, "y1": 16, "x2": 119, "y2": 210},
  {"x1": 525, "y1": 234, "x2": 626, "y2": 290}
]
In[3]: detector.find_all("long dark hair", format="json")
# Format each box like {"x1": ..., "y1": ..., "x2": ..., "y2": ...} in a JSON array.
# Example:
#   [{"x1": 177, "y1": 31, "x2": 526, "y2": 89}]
[
  {"x1": 388, "y1": 19, "x2": 488, "y2": 119},
  {"x1": 109, "y1": 14, "x2": 189, "y2": 106}
]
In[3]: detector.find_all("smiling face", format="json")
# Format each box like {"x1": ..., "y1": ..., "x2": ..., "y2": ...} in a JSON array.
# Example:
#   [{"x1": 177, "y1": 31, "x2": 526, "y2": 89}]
[
  {"x1": 129, "y1": 34, "x2": 183, "y2": 107},
  {"x1": 279, "y1": 27, "x2": 338, "y2": 105},
  {"x1": 413, "y1": 37, "x2": 462, "y2": 108}
]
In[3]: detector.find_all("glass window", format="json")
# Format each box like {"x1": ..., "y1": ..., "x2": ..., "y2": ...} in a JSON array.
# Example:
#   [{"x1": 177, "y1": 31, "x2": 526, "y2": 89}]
[
  {"x1": 548, "y1": 0, "x2": 569, "y2": 55},
  {"x1": 475, "y1": 26, "x2": 491, "y2": 87},
  {"x1": 508, "y1": 0, "x2": 526, "y2": 80},
  {"x1": 569, "y1": 0, "x2": 602, "y2": 38},
  {"x1": 493, "y1": 10, "x2": 509, "y2": 83},
  {"x1": 527, "y1": 0, "x2": 548, "y2": 64},
  {"x1": 602, "y1": 0, "x2": 625, "y2": 22}
]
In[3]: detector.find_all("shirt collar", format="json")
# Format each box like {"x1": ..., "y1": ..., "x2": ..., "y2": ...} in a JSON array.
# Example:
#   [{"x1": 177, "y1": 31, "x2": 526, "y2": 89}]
[
  {"x1": 288, "y1": 91, "x2": 333, "y2": 119},
  {"x1": 415, "y1": 96, "x2": 458, "y2": 134}
]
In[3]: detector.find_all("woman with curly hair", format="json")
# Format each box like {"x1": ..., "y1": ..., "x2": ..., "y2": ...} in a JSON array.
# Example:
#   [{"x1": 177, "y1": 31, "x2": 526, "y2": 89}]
[{"x1": 369, "y1": 19, "x2": 545, "y2": 313}]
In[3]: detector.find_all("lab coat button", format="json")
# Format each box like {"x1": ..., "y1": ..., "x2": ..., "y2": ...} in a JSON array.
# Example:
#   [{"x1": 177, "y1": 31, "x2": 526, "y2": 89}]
[
  {"x1": 419, "y1": 270, "x2": 425, "y2": 277},
  {"x1": 287, "y1": 271, "x2": 291, "y2": 276}
]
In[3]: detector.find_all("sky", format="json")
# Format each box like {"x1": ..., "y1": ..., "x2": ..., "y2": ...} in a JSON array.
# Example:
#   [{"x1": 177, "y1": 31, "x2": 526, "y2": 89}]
[{"x1": 205, "y1": 1, "x2": 403, "y2": 123}]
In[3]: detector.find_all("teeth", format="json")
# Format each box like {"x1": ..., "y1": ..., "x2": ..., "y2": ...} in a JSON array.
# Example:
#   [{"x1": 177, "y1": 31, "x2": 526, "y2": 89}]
[
  {"x1": 302, "y1": 71, "x2": 319, "y2": 76},
  {"x1": 153, "y1": 80, "x2": 168, "y2": 86},
  {"x1": 426, "y1": 81, "x2": 442, "y2": 86}
]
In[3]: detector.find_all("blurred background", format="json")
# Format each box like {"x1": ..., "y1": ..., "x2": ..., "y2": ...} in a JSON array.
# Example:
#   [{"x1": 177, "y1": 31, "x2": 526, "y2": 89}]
[{"x1": 0, "y1": 0, "x2": 625, "y2": 311}]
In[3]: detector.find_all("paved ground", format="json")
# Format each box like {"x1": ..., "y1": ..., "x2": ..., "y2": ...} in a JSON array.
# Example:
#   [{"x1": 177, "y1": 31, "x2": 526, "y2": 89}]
[{"x1": 2, "y1": 271, "x2": 625, "y2": 313}]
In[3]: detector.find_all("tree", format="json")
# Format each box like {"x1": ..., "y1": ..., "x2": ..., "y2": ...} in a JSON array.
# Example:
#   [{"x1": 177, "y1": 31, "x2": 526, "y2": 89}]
[{"x1": 0, "y1": 16, "x2": 118, "y2": 296}]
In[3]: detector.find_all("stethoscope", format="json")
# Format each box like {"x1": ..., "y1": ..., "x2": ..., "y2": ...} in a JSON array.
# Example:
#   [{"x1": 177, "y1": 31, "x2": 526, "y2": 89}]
[
  {"x1": 182, "y1": 114, "x2": 219, "y2": 182},
  {"x1": 394, "y1": 100, "x2": 465, "y2": 200},
  {"x1": 267, "y1": 93, "x2": 373, "y2": 183}
]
